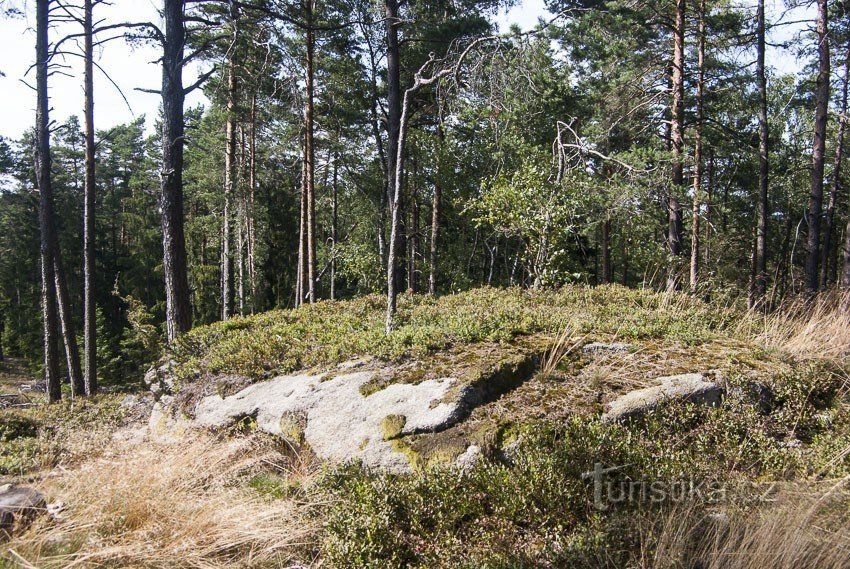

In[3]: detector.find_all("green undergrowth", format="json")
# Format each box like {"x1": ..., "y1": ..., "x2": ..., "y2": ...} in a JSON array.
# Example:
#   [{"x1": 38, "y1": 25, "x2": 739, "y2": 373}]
[
  {"x1": 167, "y1": 285, "x2": 735, "y2": 390},
  {"x1": 0, "y1": 396, "x2": 126, "y2": 477},
  {"x1": 318, "y1": 361, "x2": 850, "y2": 568}
]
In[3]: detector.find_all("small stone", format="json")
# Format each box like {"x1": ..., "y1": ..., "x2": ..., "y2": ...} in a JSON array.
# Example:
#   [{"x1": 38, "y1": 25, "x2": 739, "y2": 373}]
[
  {"x1": 0, "y1": 485, "x2": 46, "y2": 533},
  {"x1": 601, "y1": 373, "x2": 724, "y2": 423},
  {"x1": 582, "y1": 342, "x2": 632, "y2": 354},
  {"x1": 455, "y1": 444, "x2": 482, "y2": 471}
]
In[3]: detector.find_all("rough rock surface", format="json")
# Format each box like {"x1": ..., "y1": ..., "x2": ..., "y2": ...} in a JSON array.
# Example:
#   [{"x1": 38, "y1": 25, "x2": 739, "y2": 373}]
[
  {"x1": 582, "y1": 342, "x2": 633, "y2": 354},
  {"x1": 0, "y1": 484, "x2": 45, "y2": 533},
  {"x1": 191, "y1": 370, "x2": 478, "y2": 472},
  {"x1": 601, "y1": 373, "x2": 723, "y2": 423},
  {"x1": 454, "y1": 444, "x2": 482, "y2": 471}
]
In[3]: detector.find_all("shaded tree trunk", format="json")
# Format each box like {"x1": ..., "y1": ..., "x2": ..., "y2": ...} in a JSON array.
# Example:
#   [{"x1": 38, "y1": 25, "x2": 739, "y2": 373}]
[
  {"x1": 752, "y1": 0, "x2": 769, "y2": 306},
  {"x1": 825, "y1": 38, "x2": 850, "y2": 287},
  {"x1": 35, "y1": 0, "x2": 61, "y2": 402},
  {"x1": 331, "y1": 151, "x2": 338, "y2": 300},
  {"x1": 690, "y1": 0, "x2": 705, "y2": 294},
  {"x1": 429, "y1": 122, "x2": 444, "y2": 295},
  {"x1": 222, "y1": 12, "x2": 238, "y2": 321},
  {"x1": 160, "y1": 0, "x2": 193, "y2": 341},
  {"x1": 304, "y1": 0, "x2": 317, "y2": 304},
  {"x1": 601, "y1": 216, "x2": 612, "y2": 283},
  {"x1": 668, "y1": 0, "x2": 685, "y2": 291},
  {"x1": 54, "y1": 256, "x2": 84, "y2": 397},
  {"x1": 385, "y1": 0, "x2": 402, "y2": 331},
  {"x1": 806, "y1": 0, "x2": 830, "y2": 293},
  {"x1": 83, "y1": 0, "x2": 97, "y2": 395}
]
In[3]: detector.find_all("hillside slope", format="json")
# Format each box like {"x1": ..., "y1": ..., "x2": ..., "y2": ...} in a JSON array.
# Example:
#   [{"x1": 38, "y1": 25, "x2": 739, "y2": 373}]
[{"x1": 2, "y1": 286, "x2": 849, "y2": 568}]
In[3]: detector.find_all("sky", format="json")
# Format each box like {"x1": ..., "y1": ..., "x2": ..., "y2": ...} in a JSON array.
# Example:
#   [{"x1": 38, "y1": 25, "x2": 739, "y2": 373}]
[{"x1": 0, "y1": 0, "x2": 814, "y2": 142}]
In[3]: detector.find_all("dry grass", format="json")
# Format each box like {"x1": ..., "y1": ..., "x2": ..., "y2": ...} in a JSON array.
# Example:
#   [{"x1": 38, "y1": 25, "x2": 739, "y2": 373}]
[
  {"x1": 743, "y1": 290, "x2": 850, "y2": 362},
  {"x1": 647, "y1": 475, "x2": 850, "y2": 569},
  {"x1": 3, "y1": 430, "x2": 320, "y2": 568}
]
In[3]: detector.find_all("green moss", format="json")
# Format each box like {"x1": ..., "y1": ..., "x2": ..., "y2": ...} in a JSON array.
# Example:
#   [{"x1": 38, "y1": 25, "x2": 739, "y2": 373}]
[
  {"x1": 380, "y1": 415, "x2": 407, "y2": 440},
  {"x1": 165, "y1": 286, "x2": 734, "y2": 393}
]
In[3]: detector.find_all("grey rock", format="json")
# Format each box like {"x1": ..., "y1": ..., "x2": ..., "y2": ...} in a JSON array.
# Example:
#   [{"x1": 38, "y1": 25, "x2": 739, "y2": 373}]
[
  {"x1": 144, "y1": 360, "x2": 176, "y2": 396},
  {"x1": 582, "y1": 342, "x2": 633, "y2": 354},
  {"x1": 0, "y1": 484, "x2": 46, "y2": 533},
  {"x1": 601, "y1": 373, "x2": 723, "y2": 423},
  {"x1": 192, "y1": 370, "x2": 469, "y2": 472},
  {"x1": 454, "y1": 444, "x2": 482, "y2": 471}
]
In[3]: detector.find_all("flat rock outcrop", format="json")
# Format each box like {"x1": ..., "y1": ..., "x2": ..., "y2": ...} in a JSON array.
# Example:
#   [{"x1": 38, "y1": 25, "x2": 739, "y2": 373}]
[
  {"x1": 601, "y1": 373, "x2": 723, "y2": 423},
  {"x1": 186, "y1": 370, "x2": 484, "y2": 472}
]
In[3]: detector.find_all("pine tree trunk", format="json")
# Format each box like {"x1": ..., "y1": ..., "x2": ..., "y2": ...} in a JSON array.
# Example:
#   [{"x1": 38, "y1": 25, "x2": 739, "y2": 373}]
[
  {"x1": 296, "y1": 144, "x2": 306, "y2": 307},
  {"x1": 601, "y1": 216, "x2": 612, "y2": 284},
  {"x1": 825, "y1": 39, "x2": 849, "y2": 288},
  {"x1": 330, "y1": 152, "x2": 339, "y2": 300},
  {"x1": 53, "y1": 255, "x2": 84, "y2": 397},
  {"x1": 385, "y1": 0, "x2": 402, "y2": 332},
  {"x1": 83, "y1": 0, "x2": 97, "y2": 395},
  {"x1": 753, "y1": 0, "x2": 769, "y2": 306},
  {"x1": 248, "y1": 95, "x2": 257, "y2": 311},
  {"x1": 35, "y1": 0, "x2": 61, "y2": 402},
  {"x1": 222, "y1": 25, "x2": 237, "y2": 321},
  {"x1": 806, "y1": 0, "x2": 830, "y2": 293},
  {"x1": 304, "y1": 0, "x2": 317, "y2": 304},
  {"x1": 668, "y1": 0, "x2": 686, "y2": 292},
  {"x1": 429, "y1": 122, "x2": 444, "y2": 296},
  {"x1": 690, "y1": 0, "x2": 705, "y2": 294},
  {"x1": 161, "y1": 0, "x2": 193, "y2": 341}
]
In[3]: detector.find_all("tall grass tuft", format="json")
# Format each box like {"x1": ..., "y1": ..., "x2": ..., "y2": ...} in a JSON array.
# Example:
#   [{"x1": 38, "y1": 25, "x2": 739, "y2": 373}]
[
  {"x1": 742, "y1": 290, "x2": 850, "y2": 362},
  {"x1": 4, "y1": 432, "x2": 319, "y2": 568}
]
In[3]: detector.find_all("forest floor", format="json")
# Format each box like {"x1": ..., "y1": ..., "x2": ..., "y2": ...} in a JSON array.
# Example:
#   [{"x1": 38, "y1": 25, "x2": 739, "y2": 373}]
[{"x1": 1, "y1": 286, "x2": 850, "y2": 568}]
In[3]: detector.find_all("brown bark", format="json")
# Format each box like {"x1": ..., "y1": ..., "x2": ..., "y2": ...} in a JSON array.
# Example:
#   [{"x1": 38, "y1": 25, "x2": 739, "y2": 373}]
[
  {"x1": 753, "y1": 0, "x2": 769, "y2": 306},
  {"x1": 304, "y1": 0, "x2": 317, "y2": 304},
  {"x1": 331, "y1": 152, "x2": 339, "y2": 300},
  {"x1": 690, "y1": 0, "x2": 706, "y2": 294},
  {"x1": 806, "y1": 0, "x2": 830, "y2": 293},
  {"x1": 36, "y1": 0, "x2": 61, "y2": 402},
  {"x1": 429, "y1": 122, "x2": 444, "y2": 296},
  {"x1": 161, "y1": 0, "x2": 193, "y2": 341},
  {"x1": 827, "y1": 39, "x2": 849, "y2": 287},
  {"x1": 83, "y1": 0, "x2": 97, "y2": 395},
  {"x1": 668, "y1": 0, "x2": 686, "y2": 292},
  {"x1": 385, "y1": 0, "x2": 402, "y2": 331},
  {"x1": 601, "y1": 216, "x2": 612, "y2": 284},
  {"x1": 222, "y1": 14, "x2": 238, "y2": 321}
]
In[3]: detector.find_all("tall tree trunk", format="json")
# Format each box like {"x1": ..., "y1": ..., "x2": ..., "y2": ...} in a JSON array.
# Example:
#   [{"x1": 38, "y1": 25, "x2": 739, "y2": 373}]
[
  {"x1": 753, "y1": 0, "x2": 769, "y2": 306},
  {"x1": 248, "y1": 94, "x2": 257, "y2": 311},
  {"x1": 83, "y1": 0, "x2": 96, "y2": 395},
  {"x1": 222, "y1": 13, "x2": 237, "y2": 321},
  {"x1": 429, "y1": 121, "x2": 444, "y2": 295},
  {"x1": 35, "y1": 0, "x2": 61, "y2": 402},
  {"x1": 668, "y1": 0, "x2": 686, "y2": 292},
  {"x1": 690, "y1": 0, "x2": 705, "y2": 294},
  {"x1": 408, "y1": 157, "x2": 420, "y2": 292},
  {"x1": 161, "y1": 0, "x2": 193, "y2": 341},
  {"x1": 385, "y1": 0, "x2": 402, "y2": 332},
  {"x1": 601, "y1": 215, "x2": 612, "y2": 283},
  {"x1": 54, "y1": 255, "x2": 84, "y2": 397},
  {"x1": 331, "y1": 151, "x2": 338, "y2": 300},
  {"x1": 296, "y1": 144, "x2": 306, "y2": 307},
  {"x1": 705, "y1": 148, "x2": 714, "y2": 267},
  {"x1": 825, "y1": 39, "x2": 850, "y2": 287},
  {"x1": 806, "y1": 0, "x2": 830, "y2": 293},
  {"x1": 304, "y1": 0, "x2": 317, "y2": 304}
]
